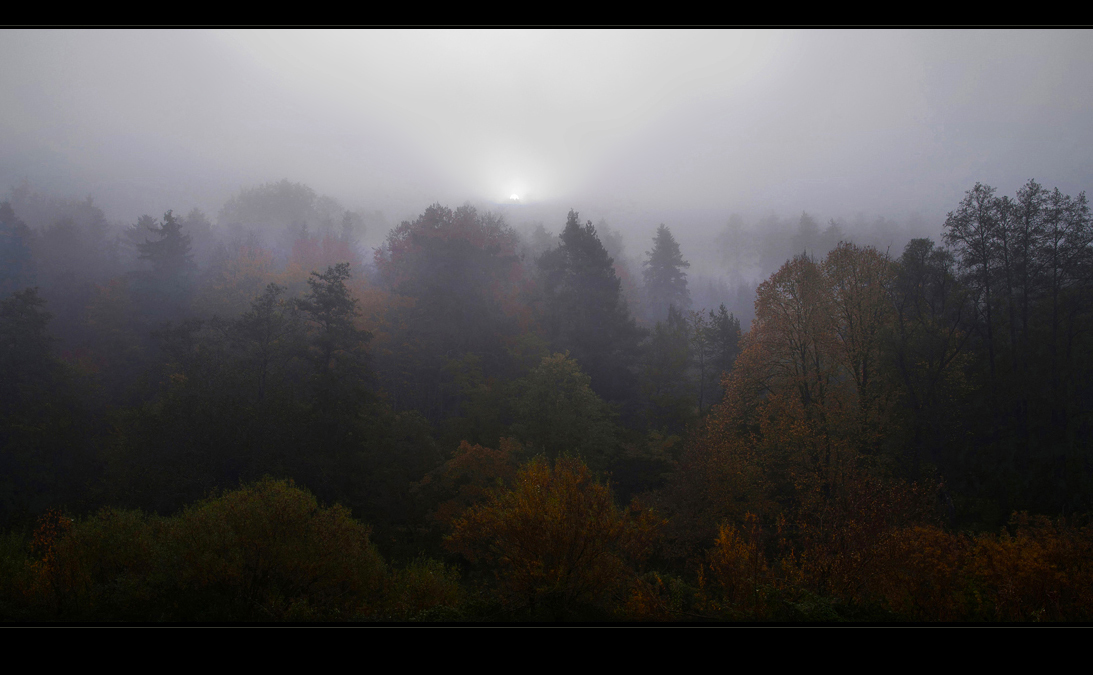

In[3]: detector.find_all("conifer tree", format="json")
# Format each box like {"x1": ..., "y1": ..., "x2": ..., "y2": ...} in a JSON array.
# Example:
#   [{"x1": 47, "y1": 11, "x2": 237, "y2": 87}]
[
  {"x1": 139, "y1": 210, "x2": 194, "y2": 279},
  {"x1": 643, "y1": 224, "x2": 690, "y2": 323},
  {"x1": 538, "y1": 210, "x2": 644, "y2": 404},
  {"x1": 134, "y1": 210, "x2": 196, "y2": 321}
]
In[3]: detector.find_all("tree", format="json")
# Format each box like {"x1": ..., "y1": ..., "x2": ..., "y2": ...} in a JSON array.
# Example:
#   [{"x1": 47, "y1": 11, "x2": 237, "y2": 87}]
[
  {"x1": 0, "y1": 288, "x2": 56, "y2": 406},
  {"x1": 446, "y1": 456, "x2": 660, "y2": 620},
  {"x1": 641, "y1": 305, "x2": 695, "y2": 432},
  {"x1": 0, "y1": 202, "x2": 35, "y2": 297},
  {"x1": 218, "y1": 180, "x2": 365, "y2": 259},
  {"x1": 138, "y1": 210, "x2": 194, "y2": 280},
  {"x1": 376, "y1": 204, "x2": 526, "y2": 358},
  {"x1": 510, "y1": 353, "x2": 617, "y2": 470},
  {"x1": 751, "y1": 253, "x2": 835, "y2": 414},
  {"x1": 35, "y1": 479, "x2": 388, "y2": 621},
  {"x1": 0, "y1": 288, "x2": 96, "y2": 525},
  {"x1": 705, "y1": 304, "x2": 742, "y2": 406},
  {"x1": 821, "y1": 242, "x2": 895, "y2": 417},
  {"x1": 537, "y1": 210, "x2": 644, "y2": 404},
  {"x1": 886, "y1": 238, "x2": 972, "y2": 474},
  {"x1": 372, "y1": 204, "x2": 529, "y2": 422},
  {"x1": 294, "y1": 263, "x2": 371, "y2": 400},
  {"x1": 643, "y1": 224, "x2": 691, "y2": 322},
  {"x1": 943, "y1": 183, "x2": 1000, "y2": 379},
  {"x1": 232, "y1": 283, "x2": 298, "y2": 405},
  {"x1": 133, "y1": 210, "x2": 196, "y2": 321},
  {"x1": 218, "y1": 179, "x2": 317, "y2": 233},
  {"x1": 689, "y1": 310, "x2": 713, "y2": 413}
]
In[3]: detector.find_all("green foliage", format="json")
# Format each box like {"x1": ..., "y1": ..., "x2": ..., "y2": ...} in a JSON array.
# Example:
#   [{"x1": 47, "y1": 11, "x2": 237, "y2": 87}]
[
  {"x1": 510, "y1": 353, "x2": 618, "y2": 471},
  {"x1": 16, "y1": 479, "x2": 389, "y2": 621},
  {"x1": 138, "y1": 210, "x2": 194, "y2": 279},
  {"x1": 163, "y1": 477, "x2": 386, "y2": 621}
]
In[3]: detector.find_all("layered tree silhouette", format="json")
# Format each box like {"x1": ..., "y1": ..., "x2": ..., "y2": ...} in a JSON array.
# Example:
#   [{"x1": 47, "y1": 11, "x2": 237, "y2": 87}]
[
  {"x1": 537, "y1": 210, "x2": 644, "y2": 405},
  {"x1": 643, "y1": 224, "x2": 690, "y2": 323}
]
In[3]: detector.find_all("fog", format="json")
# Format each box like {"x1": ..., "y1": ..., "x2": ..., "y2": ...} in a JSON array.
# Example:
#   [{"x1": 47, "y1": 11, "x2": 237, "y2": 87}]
[
  {"x1": 4, "y1": 29, "x2": 1092, "y2": 274},
  {"x1": 7, "y1": 32, "x2": 1093, "y2": 619}
]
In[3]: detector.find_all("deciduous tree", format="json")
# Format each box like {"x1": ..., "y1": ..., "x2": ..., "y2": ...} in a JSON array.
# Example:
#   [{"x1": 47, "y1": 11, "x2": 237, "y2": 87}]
[{"x1": 446, "y1": 456, "x2": 660, "y2": 620}]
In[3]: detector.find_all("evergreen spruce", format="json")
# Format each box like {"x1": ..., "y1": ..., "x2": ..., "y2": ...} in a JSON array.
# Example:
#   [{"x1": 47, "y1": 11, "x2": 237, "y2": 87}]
[{"x1": 643, "y1": 224, "x2": 690, "y2": 322}]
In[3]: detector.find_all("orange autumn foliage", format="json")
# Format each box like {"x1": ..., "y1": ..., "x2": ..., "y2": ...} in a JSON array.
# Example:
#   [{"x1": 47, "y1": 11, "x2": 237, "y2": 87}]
[
  {"x1": 446, "y1": 456, "x2": 662, "y2": 619},
  {"x1": 862, "y1": 514, "x2": 1093, "y2": 621},
  {"x1": 421, "y1": 438, "x2": 523, "y2": 526}
]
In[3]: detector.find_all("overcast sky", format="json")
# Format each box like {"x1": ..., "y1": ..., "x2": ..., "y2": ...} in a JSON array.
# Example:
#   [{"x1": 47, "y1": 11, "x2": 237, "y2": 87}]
[{"x1": 3, "y1": 29, "x2": 1092, "y2": 242}]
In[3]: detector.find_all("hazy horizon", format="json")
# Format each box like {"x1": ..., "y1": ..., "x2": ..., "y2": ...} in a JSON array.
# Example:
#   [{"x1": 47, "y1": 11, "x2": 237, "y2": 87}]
[{"x1": 4, "y1": 29, "x2": 1092, "y2": 267}]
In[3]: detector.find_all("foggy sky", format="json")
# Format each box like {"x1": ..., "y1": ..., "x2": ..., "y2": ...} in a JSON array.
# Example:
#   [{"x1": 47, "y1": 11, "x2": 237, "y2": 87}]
[{"x1": 3, "y1": 29, "x2": 1092, "y2": 246}]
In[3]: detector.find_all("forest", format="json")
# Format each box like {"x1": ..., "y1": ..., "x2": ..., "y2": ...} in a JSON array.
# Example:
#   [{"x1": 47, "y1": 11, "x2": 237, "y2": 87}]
[{"x1": 1, "y1": 177, "x2": 1092, "y2": 622}]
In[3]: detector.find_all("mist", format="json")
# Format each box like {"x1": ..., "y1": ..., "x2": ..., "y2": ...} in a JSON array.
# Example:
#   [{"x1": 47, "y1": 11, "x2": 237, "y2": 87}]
[
  {"x1": 4, "y1": 30, "x2": 1091, "y2": 247},
  {"x1": 6, "y1": 29, "x2": 1093, "y2": 622}
]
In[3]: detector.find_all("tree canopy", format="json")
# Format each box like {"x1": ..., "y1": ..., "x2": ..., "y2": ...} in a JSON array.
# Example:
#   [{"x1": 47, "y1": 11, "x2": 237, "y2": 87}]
[
  {"x1": 643, "y1": 224, "x2": 691, "y2": 322},
  {"x1": 537, "y1": 210, "x2": 644, "y2": 404}
]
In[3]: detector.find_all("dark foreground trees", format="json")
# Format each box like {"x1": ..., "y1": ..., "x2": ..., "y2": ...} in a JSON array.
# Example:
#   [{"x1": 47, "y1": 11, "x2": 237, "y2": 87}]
[
  {"x1": 446, "y1": 456, "x2": 661, "y2": 621},
  {"x1": 940, "y1": 180, "x2": 1093, "y2": 517},
  {"x1": 3, "y1": 479, "x2": 461, "y2": 621}
]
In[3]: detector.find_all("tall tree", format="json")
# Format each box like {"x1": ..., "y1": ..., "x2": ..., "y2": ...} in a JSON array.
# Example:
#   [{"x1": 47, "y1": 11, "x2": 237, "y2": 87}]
[
  {"x1": 643, "y1": 224, "x2": 691, "y2": 322},
  {"x1": 943, "y1": 183, "x2": 1000, "y2": 379},
  {"x1": 134, "y1": 210, "x2": 196, "y2": 322},
  {"x1": 139, "y1": 210, "x2": 194, "y2": 280},
  {"x1": 886, "y1": 238, "x2": 971, "y2": 479},
  {"x1": 641, "y1": 304, "x2": 695, "y2": 432},
  {"x1": 821, "y1": 242, "x2": 895, "y2": 415},
  {"x1": 537, "y1": 210, "x2": 644, "y2": 404},
  {"x1": 705, "y1": 304, "x2": 742, "y2": 407},
  {"x1": 0, "y1": 202, "x2": 35, "y2": 297},
  {"x1": 295, "y1": 263, "x2": 371, "y2": 406},
  {"x1": 373, "y1": 203, "x2": 528, "y2": 421}
]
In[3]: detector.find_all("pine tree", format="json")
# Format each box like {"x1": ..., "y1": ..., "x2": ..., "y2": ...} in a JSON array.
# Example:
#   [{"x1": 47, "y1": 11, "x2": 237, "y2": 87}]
[
  {"x1": 0, "y1": 202, "x2": 35, "y2": 297},
  {"x1": 643, "y1": 224, "x2": 690, "y2": 323},
  {"x1": 537, "y1": 210, "x2": 644, "y2": 403},
  {"x1": 139, "y1": 210, "x2": 194, "y2": 279},
  {"x1": 133, "y1": 210, "x2": 196, "y2": 321},
  {"x1": 707, "y1": 304, "x2": 741, "y2": 402}
]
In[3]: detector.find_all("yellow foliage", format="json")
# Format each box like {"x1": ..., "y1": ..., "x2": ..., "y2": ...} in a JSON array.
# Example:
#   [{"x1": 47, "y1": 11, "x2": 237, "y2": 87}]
[
  {"x1": 698, "y1": 514, "x2": 771, "y2": 619},
  {"x1": 446, "y1": 456, "x2": 662, "y2": 620}
]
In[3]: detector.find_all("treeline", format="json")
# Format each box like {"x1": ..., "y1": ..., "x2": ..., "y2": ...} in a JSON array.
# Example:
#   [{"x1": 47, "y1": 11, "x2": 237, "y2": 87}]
[{"x1": 1, "y1": 178, "x2": 1091, "y2": 621}]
